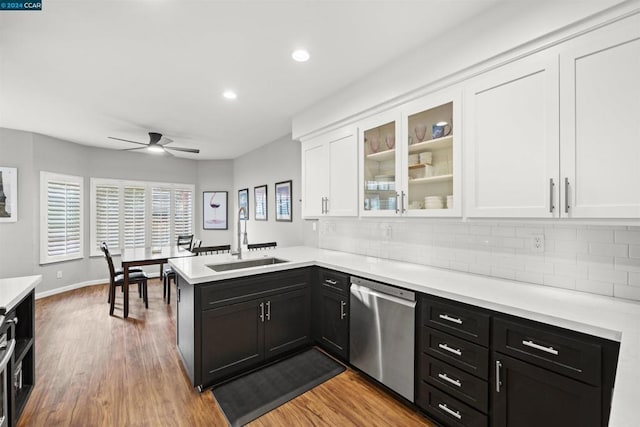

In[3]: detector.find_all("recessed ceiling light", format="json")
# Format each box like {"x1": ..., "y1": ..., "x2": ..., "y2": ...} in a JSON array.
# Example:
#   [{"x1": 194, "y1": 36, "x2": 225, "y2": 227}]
[
  {"x1": 147, "y1": 145, "x2": 164, "y2": 153},
  {"x1": 223, "y1": 90, "x2": 237, "y2": 100},
  {"x1": 291, "y1": 49, "x2": 310, "y2": 62}
]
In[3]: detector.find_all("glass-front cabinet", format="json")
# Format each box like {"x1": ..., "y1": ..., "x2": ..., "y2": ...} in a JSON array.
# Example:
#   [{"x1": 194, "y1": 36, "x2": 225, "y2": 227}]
[{"x1": 360, "y1": 89, "x2": 461, "y2": 217}]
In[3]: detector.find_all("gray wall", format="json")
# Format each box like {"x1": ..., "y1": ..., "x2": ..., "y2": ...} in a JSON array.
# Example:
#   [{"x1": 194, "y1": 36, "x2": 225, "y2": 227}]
[{"x1": 232, "y1": 135, "x2": 305, "y2": 249}]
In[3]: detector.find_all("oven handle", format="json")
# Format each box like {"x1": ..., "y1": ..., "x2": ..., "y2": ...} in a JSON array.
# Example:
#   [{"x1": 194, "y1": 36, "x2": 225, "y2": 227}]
[{"x1": 0, "y1": 339, "x2": 15, "y2": 372}]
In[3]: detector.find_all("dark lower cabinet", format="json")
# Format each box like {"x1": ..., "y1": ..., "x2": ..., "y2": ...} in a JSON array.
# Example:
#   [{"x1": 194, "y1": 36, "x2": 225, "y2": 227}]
[
  {"x1": 316, "y1": 288, "x2": 349, "y2": 360},
  {"x1": 177, "y1": 268, "x2": 312, "y2": 390},
  {"x1": 202, "y1": 299, "x2": 265, "y2": 386},
  {"x1": 264, "y1": 289, "x2": 311, "y2": 359},
  {"x1": 491, "y1": 353, "x2": 601, "y2": 427}
]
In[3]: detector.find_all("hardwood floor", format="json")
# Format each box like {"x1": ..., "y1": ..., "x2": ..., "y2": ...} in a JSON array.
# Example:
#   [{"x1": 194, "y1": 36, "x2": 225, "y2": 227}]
[{"x1": 19, "y1": 280, "x2": 434, "y2": 426}]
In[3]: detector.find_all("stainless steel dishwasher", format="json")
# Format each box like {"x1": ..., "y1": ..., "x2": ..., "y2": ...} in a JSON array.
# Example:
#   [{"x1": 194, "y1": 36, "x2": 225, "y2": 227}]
[{"x1": 349, "y1": 276, "x2": 416, "y2": 402}]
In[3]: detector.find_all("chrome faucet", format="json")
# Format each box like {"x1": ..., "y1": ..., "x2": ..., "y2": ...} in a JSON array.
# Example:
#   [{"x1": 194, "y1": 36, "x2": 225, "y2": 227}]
[{"x1": 236, "y1": 207, "x2": 248, "y2": 259}]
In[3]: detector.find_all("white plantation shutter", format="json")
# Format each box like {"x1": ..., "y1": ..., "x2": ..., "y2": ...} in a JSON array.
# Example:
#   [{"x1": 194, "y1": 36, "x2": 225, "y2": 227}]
[
  {"x1": 152, "y1": 187, "x2": 171, "y2": 247},
  {"x1": 95, "y1": 184, "x2": 120, "y2": 253},
  {"x1": 40, "y1": 172, "x2": 83, "y2": 264},
  {"x1": 174, "y1": 188, "x2": 193, "y2": 241},
  {"x1": 124, "y1": 186, "x2": 146, "y2": 248}
]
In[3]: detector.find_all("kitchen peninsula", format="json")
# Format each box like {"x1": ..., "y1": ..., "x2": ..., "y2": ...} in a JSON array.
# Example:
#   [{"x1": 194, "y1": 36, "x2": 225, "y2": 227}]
[{"x1": 170, "y1": 247, "x2": 638, "y2": 426}]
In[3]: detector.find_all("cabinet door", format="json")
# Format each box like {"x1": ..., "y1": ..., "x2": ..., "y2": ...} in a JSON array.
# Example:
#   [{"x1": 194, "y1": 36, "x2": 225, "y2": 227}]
[
  {"x1": 264, "y1": 288, "x2": 311, "y2": 359},
  {"x1": 492, "y1": 353, "x2": 600, "y2": 427},
  {"x1": 327, "y1": 129, "x2": 358, "y2": 216},
  {"x1": 317, "y1": 288, "x2": 349, "y2": 360},
  {"x1": 401, "y1": 88, "x2": 462, "y2": 217},
  {"x1": 359, "y1": 109, "x2": 402, "y2": 216},
  {"x1": 560, "y1": 14, "x2": 640, "y2": 218},
  {"x1": 201, "y1": 299, "x2": 264, "y2": 385},
  {"x1": 301, "y1": 138, "x2": 328, "y2": 218},
  {"x1": 465, "y1": 53, "x2": 559, "y2": 217}
]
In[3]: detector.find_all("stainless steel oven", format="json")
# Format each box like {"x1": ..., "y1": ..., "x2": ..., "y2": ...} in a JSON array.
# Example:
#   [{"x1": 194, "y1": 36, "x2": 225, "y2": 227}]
[{"x1": 0, "y1": 314, "x2": 15, "y2": 427}]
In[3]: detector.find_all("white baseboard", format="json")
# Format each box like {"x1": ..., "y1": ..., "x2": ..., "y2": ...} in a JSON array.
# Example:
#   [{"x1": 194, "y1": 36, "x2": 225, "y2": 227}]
[{"x1": 35, "y1": 272, "x2": 162, "y2": 300}]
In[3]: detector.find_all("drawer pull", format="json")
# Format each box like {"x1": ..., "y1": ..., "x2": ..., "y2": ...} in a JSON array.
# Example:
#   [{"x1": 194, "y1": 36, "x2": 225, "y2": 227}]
[
  {"x1": 437, "y1": 373, "x2": 462, "y2": 388},
  {"x1": 439, "y1": 314, "x2": 463, "y2": 325},
  {"x1": 438, "y1": 403, "x2": 462, "y2": 420},
  {"x1": 325, "y1": 279, "x2": 338, "y2": 285},
  {"x1": 522, "y1": 340, "x2": 558, "y2": 355},
  {"x1": 438, "y1": 343, "x2": 462, "y2": 357}
]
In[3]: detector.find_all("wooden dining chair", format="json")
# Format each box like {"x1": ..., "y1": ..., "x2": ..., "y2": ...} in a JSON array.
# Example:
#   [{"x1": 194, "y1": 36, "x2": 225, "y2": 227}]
[
  {"x1": 191, "y1": 244, "x2": 232, "y2": 255},
  {"x1": 247, "y1": 242, "x2": 277, "y2": 251},
  {"x1": 163, "y1": 234, "x2": 195, "y2": 304},
  {"x1": 101, "y1": 242, "x2": 149, "y2": 316}
]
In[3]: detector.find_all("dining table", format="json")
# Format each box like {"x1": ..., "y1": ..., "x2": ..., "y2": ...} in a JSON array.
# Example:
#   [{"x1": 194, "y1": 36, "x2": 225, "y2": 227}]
[{"x1": 120, "y1": 246, "x2": 195, "y2": 318}]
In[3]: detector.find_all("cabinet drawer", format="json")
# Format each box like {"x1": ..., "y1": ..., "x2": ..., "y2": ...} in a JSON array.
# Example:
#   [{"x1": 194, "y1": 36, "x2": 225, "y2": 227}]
[
  {"x1": 493, "y1": 318, "x2": 602, "y2": 386},
  {"x1": 419, "y1": 354, "x2": 488, "y2": 413},
  {"x1": 201, "y1": 269, "x2": 310, "y2": 310},
  {"x1": 318, "y1": 268, "x2": 349, "y2": 294},
  {"x1": 417, "y1": 382, "x2": 487, "y2": 427},
  {"x1": 422, "y1": 297, "x2": 490, "y2": 346},
  {"x1": 421, "y1": 327, "x2": 489, "y2": 380}
]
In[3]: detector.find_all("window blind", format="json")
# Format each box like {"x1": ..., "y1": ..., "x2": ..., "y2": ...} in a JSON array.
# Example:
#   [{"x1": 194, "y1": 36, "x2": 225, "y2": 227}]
[
  {"x1": 152, "y1": 187, "x2": 171, "y2": 247},
  {"x1": 174, "y1": 188, "x2": 193, "y2": 241},
  {"x1": 41, "y1": 172, "x2": 84, "y2": 264},
  {"x1": 95, "y1": 184, "x2": 120, "y2": 253},
  {"x1": 124, "y1": 186, "x2": 146, "y2": 248}
]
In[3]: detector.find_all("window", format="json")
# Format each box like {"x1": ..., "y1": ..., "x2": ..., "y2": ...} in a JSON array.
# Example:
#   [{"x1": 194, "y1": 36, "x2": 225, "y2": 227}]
[
  {"x1": 174, "y1": 188, "x2": 193, "y2": 241},
  {"x1": 151, "y1": 187, "x2": 171, "y2": 247},
  {"x1": 40, "y1": 172, "x2": 84, "y2": 264},
  {"x1": 90, "y1": 178, "x2": 194, "y2": 256}
]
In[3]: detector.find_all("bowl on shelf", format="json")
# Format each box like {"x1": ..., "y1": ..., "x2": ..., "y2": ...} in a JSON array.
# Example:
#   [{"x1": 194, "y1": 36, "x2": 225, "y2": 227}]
[
  {"x1": 419, "y1": 152, "x2": 433, "y2": 165},
  {"x1": 408, "y1": 153, "x2": 419, "y2": 165}
]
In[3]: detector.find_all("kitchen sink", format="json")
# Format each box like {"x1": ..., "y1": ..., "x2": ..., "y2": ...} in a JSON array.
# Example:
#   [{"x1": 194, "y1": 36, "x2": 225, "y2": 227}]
[{"x1": 207, "y1": 257, "x2": 289, "y2": 272}]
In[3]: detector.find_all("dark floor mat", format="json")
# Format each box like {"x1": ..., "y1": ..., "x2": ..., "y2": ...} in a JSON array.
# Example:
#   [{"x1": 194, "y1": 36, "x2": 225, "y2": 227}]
[{"x1": 212, "y1": 348, "x2": 345, "y2": 426}]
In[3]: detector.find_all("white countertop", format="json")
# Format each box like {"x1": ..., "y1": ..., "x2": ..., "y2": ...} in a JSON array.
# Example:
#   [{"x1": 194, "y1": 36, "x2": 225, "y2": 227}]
[
  {"x1": 0, "y1": 275, "x2": 41, "y2": 312},
  {"x1": 169, "y1": 247, "x2": 640, "y2": 426}
]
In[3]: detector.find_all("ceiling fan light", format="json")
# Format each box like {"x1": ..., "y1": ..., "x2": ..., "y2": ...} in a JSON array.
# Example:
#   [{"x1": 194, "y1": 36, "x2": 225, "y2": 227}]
[
  {"x1": 147, "y1": 145, "x2": 164, "y2": 153},
  {"x1": 292, "y1": 49, "x2": 310, "y2": 62}
]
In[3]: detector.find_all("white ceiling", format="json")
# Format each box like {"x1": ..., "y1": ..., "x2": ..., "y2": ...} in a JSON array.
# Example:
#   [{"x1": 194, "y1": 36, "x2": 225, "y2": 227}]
[{"x1": 0, "y1": 0, "x2": 503, "y2": 159}]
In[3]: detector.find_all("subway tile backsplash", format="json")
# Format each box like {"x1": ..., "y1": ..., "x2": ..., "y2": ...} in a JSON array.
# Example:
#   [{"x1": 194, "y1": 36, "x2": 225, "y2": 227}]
[{"x1": 317, "y1": 219, "x2": 640, "y2": 302}]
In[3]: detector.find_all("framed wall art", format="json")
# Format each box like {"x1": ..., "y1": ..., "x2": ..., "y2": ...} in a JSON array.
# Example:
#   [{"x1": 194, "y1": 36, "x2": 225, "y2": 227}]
[
  {"x1": 238, "y1": 188, "x2": 249, "y2": 220},
  {"x1": 254, "y1": 185, "x2": 267, "y2": 221},
  {"x1": 203, "y1": 191, "x2": 228, "y2": 230},
  {"x1": 275, "y1": 180, "x2": 292, "y2": 222},
  {"x1": 0, "y1": 167, "x2": 17, "y2": 223}
]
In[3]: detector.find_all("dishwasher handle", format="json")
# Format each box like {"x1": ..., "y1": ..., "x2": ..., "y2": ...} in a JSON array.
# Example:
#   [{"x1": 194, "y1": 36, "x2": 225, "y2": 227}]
[{"x1": 350, "y1": 283, "x2": 417, "y2": 308}]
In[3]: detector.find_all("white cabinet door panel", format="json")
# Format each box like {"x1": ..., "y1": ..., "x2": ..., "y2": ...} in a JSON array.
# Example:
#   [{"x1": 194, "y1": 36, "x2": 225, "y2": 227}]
[
  {"x1": 465, "y1": 54, "x2": 559, "y2": 217},
  {"x1": 301, "y1": 139, "x2": 327, "y2": 218},
  {"x1": 560, "y1": 14, "x2": 640, "y2": 218},
  {"x1": 328, "y1": 133, "x2": 358, "y2": 216}
]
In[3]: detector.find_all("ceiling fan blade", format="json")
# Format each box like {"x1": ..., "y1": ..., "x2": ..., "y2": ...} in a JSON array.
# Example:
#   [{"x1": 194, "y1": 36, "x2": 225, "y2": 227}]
[
  {"x1": 122, "y1": 147, "x2": 147, "y2": 151},
  {"x1": 108, "y1": 136, "x2": 148, "y2": 146},
  {"x1": 165, "y1": 146, "x2": 200, "y2": 154},
  {"x1": 158, "y1": 136, "x2": 173, "y2": 146}
]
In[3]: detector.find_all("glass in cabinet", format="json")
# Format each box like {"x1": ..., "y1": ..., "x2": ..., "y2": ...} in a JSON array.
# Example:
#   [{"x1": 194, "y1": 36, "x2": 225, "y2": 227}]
[{"x1": 359, "y1": 91, "x2": 461, "y2": 217}]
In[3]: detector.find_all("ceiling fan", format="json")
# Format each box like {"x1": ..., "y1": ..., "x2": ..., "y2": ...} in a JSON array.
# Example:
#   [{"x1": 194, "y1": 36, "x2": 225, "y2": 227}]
[{"x1": 108, "y1": 132, "x2": 200, "y2": 155}]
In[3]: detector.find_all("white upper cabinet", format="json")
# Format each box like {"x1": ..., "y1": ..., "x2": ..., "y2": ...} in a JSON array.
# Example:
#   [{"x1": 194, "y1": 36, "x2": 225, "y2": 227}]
[
  {"x1": 559, "y1": 14, "x2": 640, "y2": 219},
  {"x1": 301, "y1": 127, "x2": 358, "y2": 218},
  {"x1": 464, "y1": 52, "x2": 560, "y2": 218},
  {"x1": 360, "y1": 89, "x2": 462, "y2": 217}
]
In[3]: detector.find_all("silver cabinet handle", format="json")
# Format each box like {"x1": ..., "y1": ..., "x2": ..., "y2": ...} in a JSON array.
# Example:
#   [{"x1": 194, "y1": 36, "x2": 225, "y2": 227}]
[
  {"x1": 259, "y1": 302, "x2": 264, "y2": 322},
  {"x1": 395, "y1": 192, "x2": 400, "y2": 214},
  {"x1": 564, "y1": 177, "x2": 570, "y2": 213},
  {"x1": 340, "y1": 300, "x2": 346, "y2": 319},
  {"x1": 325, "y1": 279, "x2": 338, "y2": 285},
  {"x1": 266, "y1": 300, "x2": 271, "y2": 321},
  {"x1": 439, "y1": 314, "x2": 463, "y2": 325},
  {"x1": 438, "y1": 343, "x2": 462, "y2": 356},
  {"x1": 0, "y1": 339, "x2": 15, "y2": 372},
  {"x1": 438, "y1": 373, "x2": 462, "y2": 388},
  {"x1": 321, "y1": 197, "x2": 324, "y2": 214},
  {"x1": 401, "y1": 191, "x2": 406, "y2": 213},
  {"x1": 6, "y1": 317, "x2": 17, "y2": 325},
  {"x1": 496, "y1": 360, "x2": 502, "y2": 393},
  {"x1": 522, "y1": 340, "x2": 558, "y2": 355},
  {"x1": 325, "y1": 197, "x2": 329, "y2": 214},
  {"x1": 549, "y1": 178, "x2": 555, "y2": 213},
  {"x1": 438, "y1": 403, "x2": 462, "y2": 420}
]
